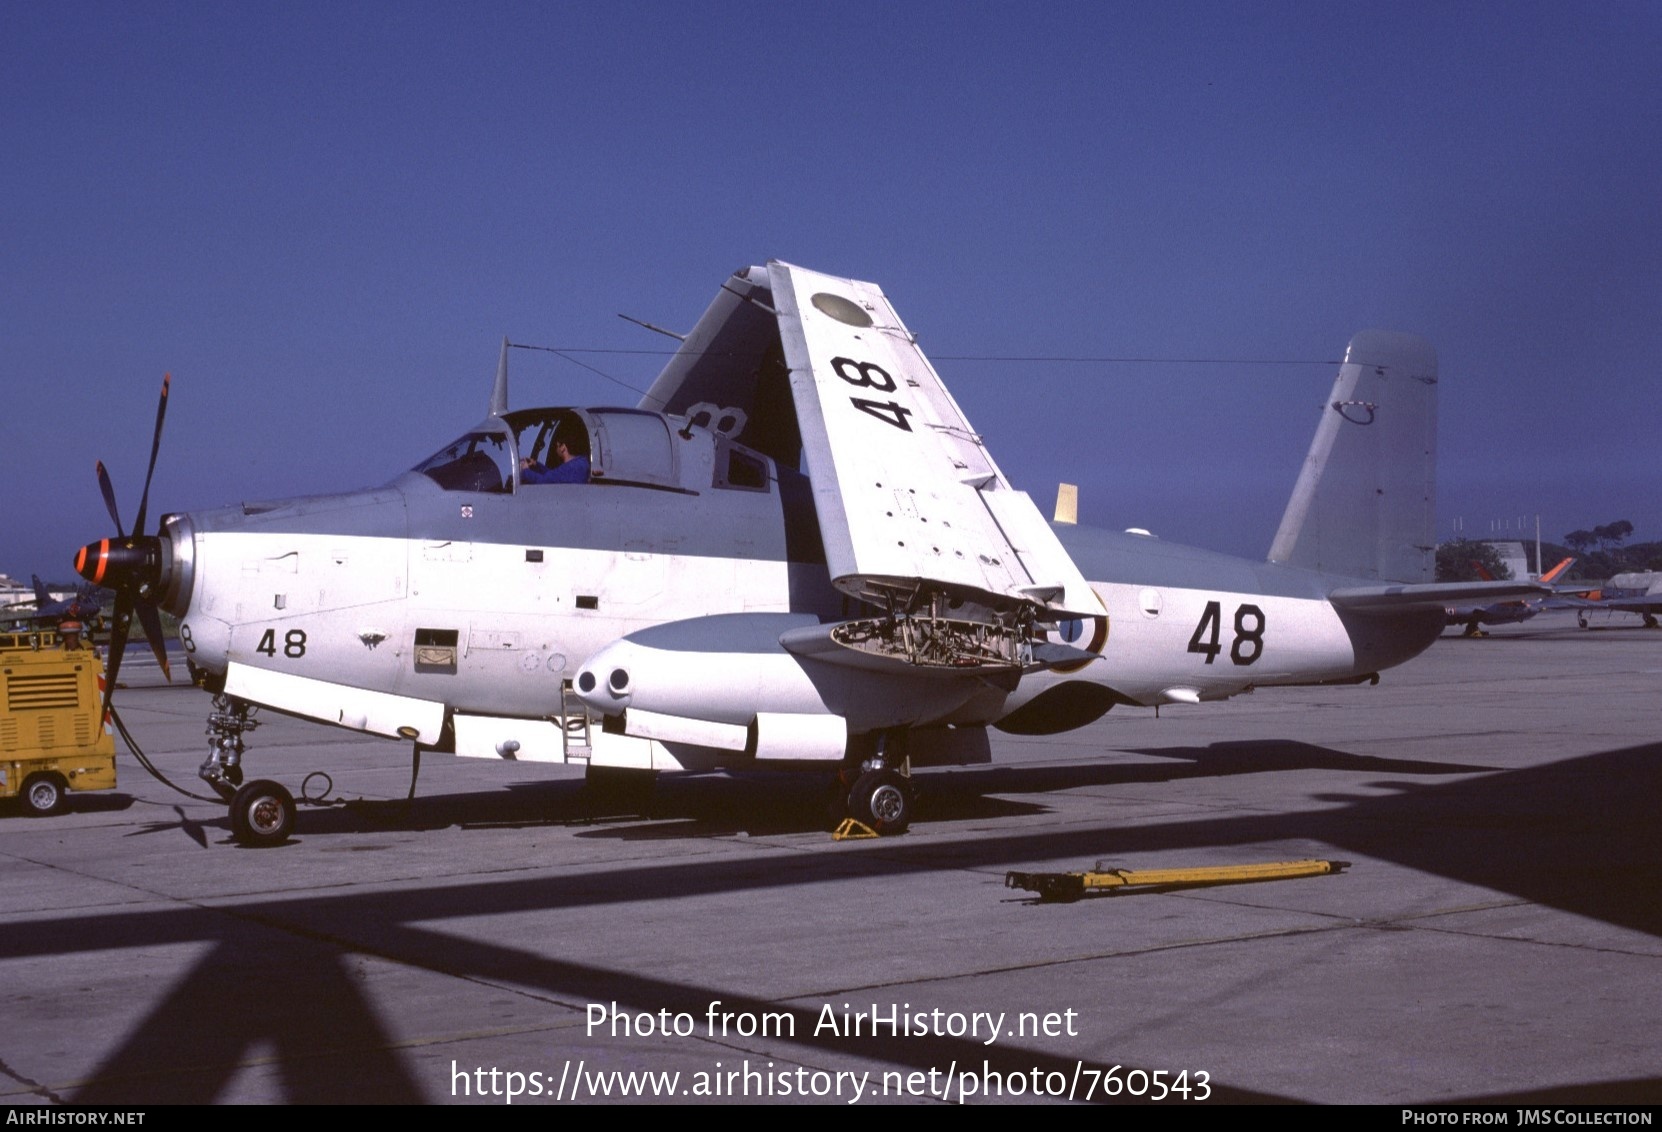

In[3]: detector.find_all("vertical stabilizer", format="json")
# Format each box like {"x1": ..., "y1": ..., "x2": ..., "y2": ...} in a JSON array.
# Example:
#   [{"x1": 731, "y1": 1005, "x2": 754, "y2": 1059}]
[{"x1": 1268, "y1": 330, "x2": 1437, "y2": 582}]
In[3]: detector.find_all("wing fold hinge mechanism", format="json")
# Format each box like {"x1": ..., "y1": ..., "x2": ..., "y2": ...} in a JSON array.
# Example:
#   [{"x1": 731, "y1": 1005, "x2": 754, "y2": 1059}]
[
  {"x1": 830, "y1": 610, "x2": 1027, "y2": 672},
  {"x1": 783, "y1": 584, "x2": 1038, "y2": 676}
]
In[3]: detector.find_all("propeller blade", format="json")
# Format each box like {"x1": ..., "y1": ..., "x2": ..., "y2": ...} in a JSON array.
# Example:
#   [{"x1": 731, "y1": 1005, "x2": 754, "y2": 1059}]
[
  {"x1": 96, "y1": 461, "x2": 125, "y2": 538},
  {"x1": 132, "y1": 373, "x2": 170, "y2": 537},
  {"x1": 134, "y1": 600, "x2": 173, "y2": 683},
  {"x1": 102, "y1": 595, "x2": 132, "y2": 721}
]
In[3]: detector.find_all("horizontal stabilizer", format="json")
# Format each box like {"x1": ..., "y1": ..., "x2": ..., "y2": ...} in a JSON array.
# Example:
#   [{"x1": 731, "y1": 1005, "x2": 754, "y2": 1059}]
[{"x1": 1329, "y1": 579, "x2": 1549, "y2": 612}]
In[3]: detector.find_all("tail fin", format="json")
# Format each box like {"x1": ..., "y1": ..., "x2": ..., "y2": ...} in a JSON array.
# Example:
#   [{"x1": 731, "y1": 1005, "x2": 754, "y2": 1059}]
[
  {"x1": 31, "y1": 574, "x2": 50, "y2": 605},
  {"x1": 1541, "y1": 556, "x2": 1575, "y2": 584},
  {"x1": 1267, "y1": 330, "x2": 1437, "y2": 582}
]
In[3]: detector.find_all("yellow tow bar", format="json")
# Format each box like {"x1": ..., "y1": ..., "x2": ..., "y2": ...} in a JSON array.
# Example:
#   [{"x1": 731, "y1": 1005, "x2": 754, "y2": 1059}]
[{"x1": 1005, "y1": 858, "x2": 1347, "y2": 902}]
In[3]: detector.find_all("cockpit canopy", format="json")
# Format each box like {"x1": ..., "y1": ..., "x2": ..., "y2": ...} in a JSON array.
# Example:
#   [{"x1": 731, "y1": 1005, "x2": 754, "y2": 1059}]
[
  {"x1": 411, "y1": 407, "x2": 689, "y2": 494},
  {"x1": 412, "y1": 428, "x2": 514, "y2": 492}
]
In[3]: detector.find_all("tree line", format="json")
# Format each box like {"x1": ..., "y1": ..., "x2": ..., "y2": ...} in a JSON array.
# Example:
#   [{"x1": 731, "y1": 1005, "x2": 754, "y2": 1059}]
[{"x1": 1436, "y1": 519, "x2": 1658, "y2": 583}]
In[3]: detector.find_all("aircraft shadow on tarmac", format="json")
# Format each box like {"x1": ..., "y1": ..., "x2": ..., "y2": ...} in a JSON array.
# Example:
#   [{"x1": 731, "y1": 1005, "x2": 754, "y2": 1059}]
[
  {"x1": 9, "y1": 741, "x2": 1661, "y2": 1104},
  {"x1": 124, "y1": 738, "x2": 1497, "y2": 844}
]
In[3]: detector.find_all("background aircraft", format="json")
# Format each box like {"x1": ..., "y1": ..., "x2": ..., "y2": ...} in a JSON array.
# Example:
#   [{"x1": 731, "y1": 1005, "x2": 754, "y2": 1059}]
[
  {"x1": 74, "y1": 263, "x2": 1542, "y2": 844},
  {"x1": 1443, "y1": 556, "x2": 1575, "y2": 637},
  {"x1": 4, "y1": 574, "x2": 104, "y2": 629},
  {"x1": 1560, "y1": 573, "x2": 1662, "y2": 629}
]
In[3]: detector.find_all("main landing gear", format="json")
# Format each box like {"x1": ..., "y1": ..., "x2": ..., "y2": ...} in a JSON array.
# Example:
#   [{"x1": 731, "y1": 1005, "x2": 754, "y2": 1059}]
[
  {"x1": 832, "y1": 733, "x2": 915, "y2": 836},
  {"x1": 200, "y1": 695, "x2": 295, "y2": 847},
  {"x1": 847, "y1": 767, "x2": 913, "y2": 835}
]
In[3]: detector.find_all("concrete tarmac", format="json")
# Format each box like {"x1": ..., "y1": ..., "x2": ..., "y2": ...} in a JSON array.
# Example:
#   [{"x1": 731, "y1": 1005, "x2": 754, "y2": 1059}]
[{"x1": 3, "y1": 608, "x2": 1660, "y2": 1105}]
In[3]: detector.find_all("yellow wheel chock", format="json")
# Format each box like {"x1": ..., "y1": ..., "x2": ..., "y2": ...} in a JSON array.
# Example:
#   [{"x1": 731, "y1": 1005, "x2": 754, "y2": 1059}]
[{"x1": 833, "y1": 817, "x2": 880, "y2": 840}]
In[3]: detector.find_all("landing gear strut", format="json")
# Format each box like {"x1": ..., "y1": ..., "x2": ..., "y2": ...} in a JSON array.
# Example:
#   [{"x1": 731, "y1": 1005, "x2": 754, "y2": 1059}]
[{"x1": 199, "y1": 694, "x2": 258, "y2": 799}]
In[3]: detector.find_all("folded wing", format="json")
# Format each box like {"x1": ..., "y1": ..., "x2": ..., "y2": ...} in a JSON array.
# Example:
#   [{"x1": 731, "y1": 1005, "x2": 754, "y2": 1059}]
[{"x1": 768, "y1": 261, "x2": 1103, "y2": 622}]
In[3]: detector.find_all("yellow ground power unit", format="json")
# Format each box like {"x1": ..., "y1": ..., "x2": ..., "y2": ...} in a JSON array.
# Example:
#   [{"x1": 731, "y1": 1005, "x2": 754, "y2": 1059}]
[{"x1": 0, "y1": 629, "x2": 117, "y2": 815}]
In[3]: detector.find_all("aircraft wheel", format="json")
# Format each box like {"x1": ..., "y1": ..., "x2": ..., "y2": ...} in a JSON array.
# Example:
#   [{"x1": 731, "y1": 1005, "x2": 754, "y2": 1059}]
[
  {"x1": 21, "y1": 773, "x2": 66, "y2": 816},
  {"x1": 230, "y1": 779, "x2": 296, "y2": 846},
  {"x1": 848, "y1": 769, "x2": 912, "y2": 836}
]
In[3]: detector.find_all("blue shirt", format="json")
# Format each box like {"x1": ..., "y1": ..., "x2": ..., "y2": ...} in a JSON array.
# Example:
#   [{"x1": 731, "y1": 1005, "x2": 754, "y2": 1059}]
[{"x1": 522, "y1": 455, "x2": 589, "y2": 485}]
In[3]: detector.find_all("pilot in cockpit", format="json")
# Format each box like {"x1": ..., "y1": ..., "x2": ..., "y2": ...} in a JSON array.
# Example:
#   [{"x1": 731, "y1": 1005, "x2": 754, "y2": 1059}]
[{"x1": 520, "y1": 422, "x2": 590, "y2": 485}]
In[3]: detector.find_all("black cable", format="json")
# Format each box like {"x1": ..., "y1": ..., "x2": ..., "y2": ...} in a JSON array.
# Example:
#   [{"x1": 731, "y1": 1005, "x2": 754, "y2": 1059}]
[
  {"x1": 110, "y1": 705, "x2": 361, "y2": 811},
  {"x1": 108, "y1": 705, "x2": 221, "y2": 803}
]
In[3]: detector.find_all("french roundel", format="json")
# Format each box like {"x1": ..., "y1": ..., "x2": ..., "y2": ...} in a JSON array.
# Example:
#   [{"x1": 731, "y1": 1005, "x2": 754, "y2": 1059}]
[{"x1": 1045, "y1": 590, "x2": 1109, "y2": 673}]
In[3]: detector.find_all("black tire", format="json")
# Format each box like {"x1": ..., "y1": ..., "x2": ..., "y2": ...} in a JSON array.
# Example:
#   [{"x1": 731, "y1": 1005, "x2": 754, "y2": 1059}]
[
  {"x1": 848, "y1": 769, "x2": 912, "y2": 836},
  {"x1": 21, "y1": 773, "x2": 66, "y2": 817},
  {"x1": 229, "y1": 779, "x2": 296, "y2": 846}
]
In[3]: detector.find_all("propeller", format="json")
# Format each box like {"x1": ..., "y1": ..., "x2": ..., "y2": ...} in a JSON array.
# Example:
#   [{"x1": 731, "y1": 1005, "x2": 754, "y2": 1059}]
[{"x1": 75, "y1": 374, "x2": 175, "y2": 716}]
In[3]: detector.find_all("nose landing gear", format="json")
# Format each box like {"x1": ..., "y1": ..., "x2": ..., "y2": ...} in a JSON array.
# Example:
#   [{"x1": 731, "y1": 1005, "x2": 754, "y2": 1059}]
[
  {"x1": 200, "y1": 696, "x2": 293, "y2": 846},
  {"x1": 200, "y1": 694, "x2": 258, "y2": 797}
]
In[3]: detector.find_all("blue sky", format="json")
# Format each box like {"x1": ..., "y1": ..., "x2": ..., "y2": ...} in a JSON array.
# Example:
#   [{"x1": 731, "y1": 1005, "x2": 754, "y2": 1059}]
[{"x1": 5, "y1": 1, "x2": 1659, "y2": 579}]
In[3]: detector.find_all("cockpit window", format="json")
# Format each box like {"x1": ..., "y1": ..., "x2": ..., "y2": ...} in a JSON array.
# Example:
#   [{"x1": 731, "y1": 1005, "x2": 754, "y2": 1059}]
[
  {"x1": 501, "y1": 407, "x2": 681, "y2": 491},
  {"x1": 413, "y1": 430, "x2": 513, "y2": 493},
  {"x1": 510, "y1": 410, "x2": 591, "y2": 486}
]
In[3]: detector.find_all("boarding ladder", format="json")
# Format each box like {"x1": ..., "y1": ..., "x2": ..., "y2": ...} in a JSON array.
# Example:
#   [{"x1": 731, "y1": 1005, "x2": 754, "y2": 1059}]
[{"x1": 559, "y1": 683, "x2": 593, "y2": 763}]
